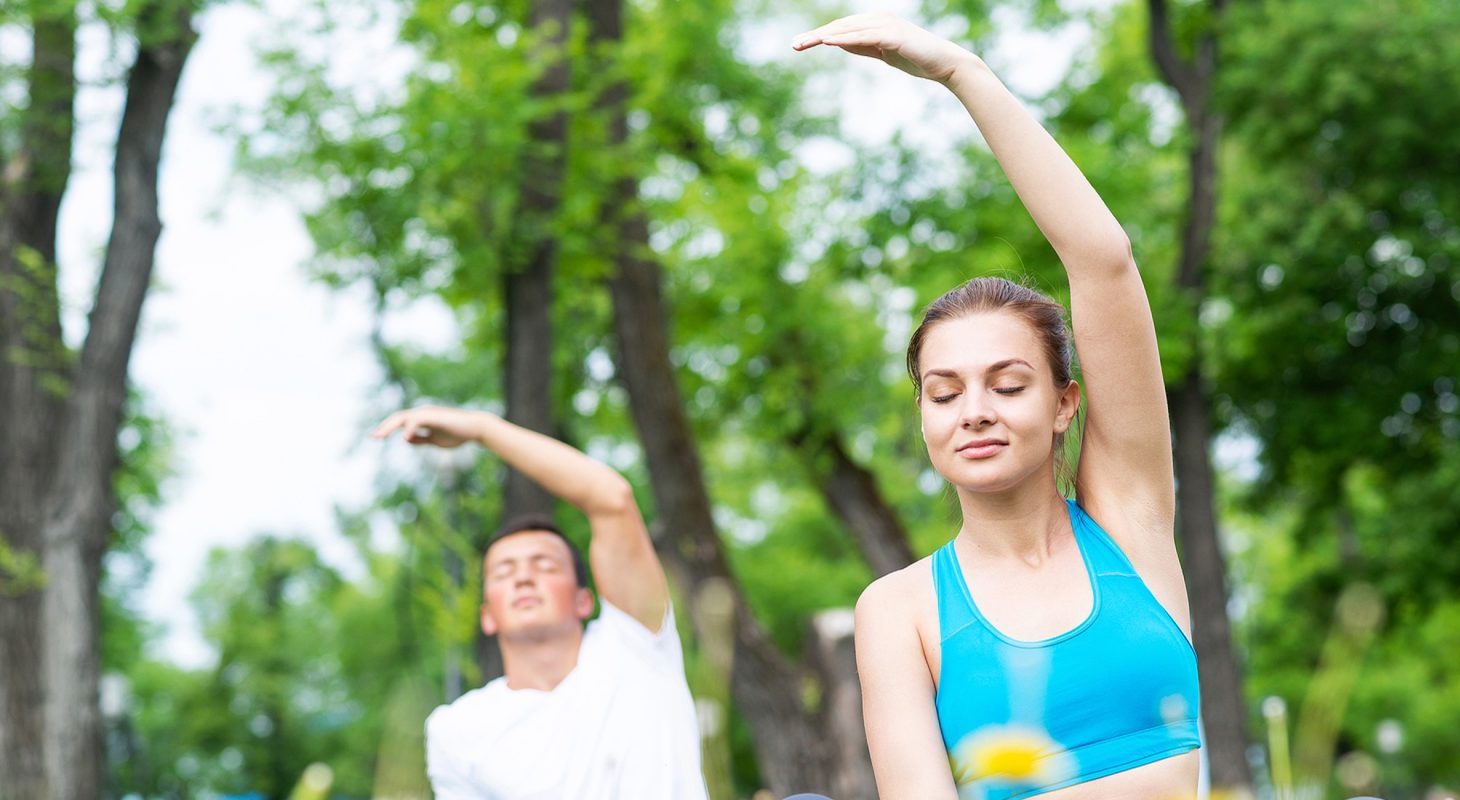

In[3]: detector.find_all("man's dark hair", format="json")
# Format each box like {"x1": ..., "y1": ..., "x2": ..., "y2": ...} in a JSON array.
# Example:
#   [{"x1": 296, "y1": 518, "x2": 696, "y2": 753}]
[{"x1": 483, "y1": 513, "x2": 589, "y2": 587}]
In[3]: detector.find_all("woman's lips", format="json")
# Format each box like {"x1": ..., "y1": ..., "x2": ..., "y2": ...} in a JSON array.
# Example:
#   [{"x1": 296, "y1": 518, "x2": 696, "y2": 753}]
[{"x1": 957, "y1": 440, "x2": 1006, "y2": 459}]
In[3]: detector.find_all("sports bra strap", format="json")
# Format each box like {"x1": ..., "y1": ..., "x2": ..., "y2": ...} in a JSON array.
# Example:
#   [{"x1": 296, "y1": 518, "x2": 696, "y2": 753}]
[
  {"x1": 1065, "y1": 499, "x2": 1139, "y2": 578},
  {"x1": 932, "y1": 540, "x2": 975, "y2": 642}
]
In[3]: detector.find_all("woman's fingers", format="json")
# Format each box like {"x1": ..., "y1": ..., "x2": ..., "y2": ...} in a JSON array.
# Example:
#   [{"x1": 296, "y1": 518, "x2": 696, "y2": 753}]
[
  {"x1": 791, "y1": 15, "x2": 916, "y2": 63},
  {"x1": 819, "y1": 30, "x2": 889, "y2": 48},
  {"x1": 793, "y1": 14, "x2": 965, "y2": 83},
  {"x1": 792, "y1": 14, "x2": 885, "y2": 49}
]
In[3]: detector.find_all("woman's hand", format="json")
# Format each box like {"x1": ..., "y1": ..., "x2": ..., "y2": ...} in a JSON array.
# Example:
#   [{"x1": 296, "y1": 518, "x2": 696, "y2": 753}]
[
  {"x1": 791, "y1": 13, "x2": 977, "y2": 85},
  {"x1": 370, "y1": 405, "x2": 490, "y2": 449}
]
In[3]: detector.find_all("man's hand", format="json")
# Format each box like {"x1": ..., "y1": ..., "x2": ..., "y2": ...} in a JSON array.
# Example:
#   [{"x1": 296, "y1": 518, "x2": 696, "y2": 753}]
[{"x1": 371, "y1": 405, "x2": 490, "y2": 449}]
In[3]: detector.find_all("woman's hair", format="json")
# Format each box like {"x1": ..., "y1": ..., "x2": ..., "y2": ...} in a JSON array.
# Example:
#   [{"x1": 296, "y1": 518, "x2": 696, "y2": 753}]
[{"x1": 906, "y1": 276, "x2": 1080, "y2": 489}]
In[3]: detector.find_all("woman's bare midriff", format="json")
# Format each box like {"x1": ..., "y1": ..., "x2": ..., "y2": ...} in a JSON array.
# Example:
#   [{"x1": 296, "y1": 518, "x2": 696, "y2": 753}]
[{"x1": 1023, "y1": 749, "x2": 1200, "y2": 800}]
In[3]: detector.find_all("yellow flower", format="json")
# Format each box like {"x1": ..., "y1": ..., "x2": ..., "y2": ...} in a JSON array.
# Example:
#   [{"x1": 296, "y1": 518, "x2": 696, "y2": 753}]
[{"x1": 950, "y1": 724, "x2": 1076, "y2": 788}]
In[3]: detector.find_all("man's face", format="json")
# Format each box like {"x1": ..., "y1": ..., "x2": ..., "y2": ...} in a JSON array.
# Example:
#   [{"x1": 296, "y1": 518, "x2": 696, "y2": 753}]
[{"x1": 480, "y1": 530, "x2": 592, "y2": 643}]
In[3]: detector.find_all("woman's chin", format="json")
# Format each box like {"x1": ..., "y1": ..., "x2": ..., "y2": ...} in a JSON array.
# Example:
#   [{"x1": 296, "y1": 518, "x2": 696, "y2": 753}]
[{"x1": 941, "y1": 462, "x2": 1047, "y2": 495}]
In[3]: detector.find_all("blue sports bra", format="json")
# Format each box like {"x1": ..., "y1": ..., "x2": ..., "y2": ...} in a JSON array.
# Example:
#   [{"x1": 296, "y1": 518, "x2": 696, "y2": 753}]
[{"x1": 933, "y1": 499, "x2": 1201, "y2": 798}]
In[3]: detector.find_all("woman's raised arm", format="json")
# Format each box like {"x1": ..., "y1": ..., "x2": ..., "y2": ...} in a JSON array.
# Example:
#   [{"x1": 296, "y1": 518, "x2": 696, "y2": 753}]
[{"x1": 794, "y1": 15, "x2": 1174, "y2": 539}]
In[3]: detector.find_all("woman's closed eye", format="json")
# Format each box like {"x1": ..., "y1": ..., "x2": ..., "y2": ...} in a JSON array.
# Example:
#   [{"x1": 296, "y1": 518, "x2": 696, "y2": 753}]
[
  {"x1": 993, "y1": 386, "x2": 1026, "y2": 395},
  {"x1": 930, "y1": 393, "x2": 959, "y2": 404}
]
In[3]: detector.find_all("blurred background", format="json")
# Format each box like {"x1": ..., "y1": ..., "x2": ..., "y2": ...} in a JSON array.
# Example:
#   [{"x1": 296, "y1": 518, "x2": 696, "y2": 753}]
[{"x1": 2, "y1": 0, "x2": 1458, "y2": 798}]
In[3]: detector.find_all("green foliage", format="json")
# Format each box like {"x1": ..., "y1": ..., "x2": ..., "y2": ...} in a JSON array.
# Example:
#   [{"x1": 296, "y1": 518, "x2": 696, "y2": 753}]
[
  {"x1": 1202, "y1": 5, "x2": 1460, "y2": 789},
  {"x1": 1234, "y1": 455, "x2": 1460, "y2": 794},
  {"x1": 101, "y1": 392, "x2": 174, "y2": 674},
  {"x1": 112, "y1": 532, "x2": 449, "y2": 798},
  {"x1": 1213, "y1": 0, "x2": 1460, "y2": 491},
  {"x1": 0, "y1": 532, "x2": 46, "y2": 595}
]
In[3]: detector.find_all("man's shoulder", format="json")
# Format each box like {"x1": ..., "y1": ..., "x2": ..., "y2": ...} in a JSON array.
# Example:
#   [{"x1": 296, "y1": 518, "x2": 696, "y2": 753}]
[
  {"x1": 582, "y1": 600, "x2": 683, "y2": 665},
  {"x1": 426, "y1": 680, "x2": 506, "y2": 737}
]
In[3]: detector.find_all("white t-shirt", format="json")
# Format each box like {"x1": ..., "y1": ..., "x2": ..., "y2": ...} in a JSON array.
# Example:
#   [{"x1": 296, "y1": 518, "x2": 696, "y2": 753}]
[{"x1": 424, "y1": 601, "x2": 708, "y2": 799}]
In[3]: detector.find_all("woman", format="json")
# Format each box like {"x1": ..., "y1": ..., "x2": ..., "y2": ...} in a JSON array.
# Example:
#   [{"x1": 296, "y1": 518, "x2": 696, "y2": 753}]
[{"x1": 792, "y1": 15, "x2": 1202, "y2": 800}]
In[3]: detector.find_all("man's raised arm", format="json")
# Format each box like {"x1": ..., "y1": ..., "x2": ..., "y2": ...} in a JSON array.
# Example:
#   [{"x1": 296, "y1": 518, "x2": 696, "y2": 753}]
[{"x1": 372, "y1": 405, "x2": 670, "y2": 630}]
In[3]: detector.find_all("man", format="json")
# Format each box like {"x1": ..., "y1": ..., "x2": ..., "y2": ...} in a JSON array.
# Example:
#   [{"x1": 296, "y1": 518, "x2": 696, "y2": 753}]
[{"x1": 372, "y1": 405, "x2": 707, "y2": 799}]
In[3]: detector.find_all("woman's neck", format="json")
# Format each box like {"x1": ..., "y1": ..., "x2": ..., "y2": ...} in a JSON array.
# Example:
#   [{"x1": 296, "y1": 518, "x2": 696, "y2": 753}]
[{"x1": 953, "y1": 476, "x2": 1070, "y2": 564}]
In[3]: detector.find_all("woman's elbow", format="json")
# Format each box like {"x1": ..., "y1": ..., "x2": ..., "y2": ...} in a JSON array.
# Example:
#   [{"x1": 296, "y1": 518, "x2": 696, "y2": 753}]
[{"x1": 1084, "y1": 231, "x2": 1136, "y2": 276}]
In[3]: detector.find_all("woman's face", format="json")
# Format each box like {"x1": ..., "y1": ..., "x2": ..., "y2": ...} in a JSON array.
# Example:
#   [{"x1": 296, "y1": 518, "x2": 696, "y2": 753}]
[{"x1": 916, "y1": 311, "x2": 1079, "y2": 494}]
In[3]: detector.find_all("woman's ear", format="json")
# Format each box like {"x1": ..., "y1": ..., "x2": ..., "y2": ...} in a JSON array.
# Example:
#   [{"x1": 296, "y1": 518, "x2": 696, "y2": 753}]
[{"x1": 1054, "y1": 380, "x2": 1081, "y2": 434}]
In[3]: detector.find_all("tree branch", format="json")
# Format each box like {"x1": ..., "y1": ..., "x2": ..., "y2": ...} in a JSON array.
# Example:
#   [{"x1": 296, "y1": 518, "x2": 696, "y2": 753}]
[
  {"x1": 790, "y1": 425, "x2": 916, "y2": 577},
  {"x1": 64, "y1": 0, "x2": 197, "y2": 513},
  {"x1": 1147, "y1": 0, "x2": 1198, "y2": 102},
  {"x1": 0, "y1": 0, "x2": 77, "y2": 489}
]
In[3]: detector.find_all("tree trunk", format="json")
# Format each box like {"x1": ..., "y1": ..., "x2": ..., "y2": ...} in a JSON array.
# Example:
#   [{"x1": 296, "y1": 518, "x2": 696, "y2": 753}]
[
  {"x1": 772, "y1": 326, "x2": 915, "y2": 577},
  {"x1": 604, "y1": 227, "x2": 835, "y2": 792},
  {"x1": 499, "y1": 0, "x2": 569, "y2": 525},
  {"x1": 1171, "y1": 372, "x2": 1252, "y2": 791},
  {"x1": 501, "y1": 263, "x2": 556, "y2": 520},
  {"x1": 1147, "y1": 0, "x2": 1254, "y2": 792},
  {"x1": 793, "y1": 429, "x2": 911, "y2": 796},
  {"x1": 805, "y1": 609, "x2": 876, "y2": 800},
  {"x1": 793, "y1": 427, "x2": 916, "y2": 577},
  {"x1": 259, "y1": 546, "x2": 293, "y2": 799},
  {"x1": 582, "y1": 0, "x2": 840, "y2": 792},
  {"x1": 0, "y1": 5, "x2": 78, "y2": 797},
  {"x1": 476, "y1": 0, "x2": 573, "y2": 685},
  {"x1": 41, "y1": 5, "x2": 197, "y2": 798}
]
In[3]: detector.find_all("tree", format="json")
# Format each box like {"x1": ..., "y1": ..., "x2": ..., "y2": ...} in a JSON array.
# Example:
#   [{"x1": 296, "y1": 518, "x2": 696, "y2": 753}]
[
  {"x1": 0, "y1": 1, "x2": 198, "y2": 796},
  {"x1": 108, "y1": 530, "x2": 445, "y2": 798},
  {"x1": 1212, "y1": 0, "x2": 1460, "y2": 792},
  {"x1": 247, "y1": 0, "x2": 870, "y2": 788},
  {"x1": 1143, "y1": 0, "x2": 1254, "y2": 791},
  {"x1": 490, "y1": 0, "x2": 573, "y2": 685}
]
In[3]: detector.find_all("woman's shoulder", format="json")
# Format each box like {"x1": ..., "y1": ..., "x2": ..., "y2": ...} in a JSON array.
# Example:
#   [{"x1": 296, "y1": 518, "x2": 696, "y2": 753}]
[
  {"x1": 856, "y1": 553, "x2": 937, "y2": 625},
  {"x1": 856, "y1": 554, "x2": 943, "y2": 689}
]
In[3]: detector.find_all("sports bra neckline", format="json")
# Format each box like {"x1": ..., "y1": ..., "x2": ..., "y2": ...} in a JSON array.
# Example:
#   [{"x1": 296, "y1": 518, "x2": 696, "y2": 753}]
[{"x1": 942, "y1": 499, "x2": 1102, "y2": 649}]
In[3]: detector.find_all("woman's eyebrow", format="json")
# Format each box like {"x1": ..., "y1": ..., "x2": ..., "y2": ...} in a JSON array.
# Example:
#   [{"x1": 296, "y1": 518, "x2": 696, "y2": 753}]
[
  {"x1": 921, "y1": 359, "x2": 1034, "y2": 382},
  {"x1": 921, "y1": 368, "x2": 960, "y2": 381},
  {"x1": 986, "y1": 358, "x2": 1033, "y2": 374}
]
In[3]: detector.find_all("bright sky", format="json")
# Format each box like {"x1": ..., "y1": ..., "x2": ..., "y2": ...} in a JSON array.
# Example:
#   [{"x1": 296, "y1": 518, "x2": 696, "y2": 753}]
[{"x1": 55, "y1": 0, "x2": 1092, "y2": 668}]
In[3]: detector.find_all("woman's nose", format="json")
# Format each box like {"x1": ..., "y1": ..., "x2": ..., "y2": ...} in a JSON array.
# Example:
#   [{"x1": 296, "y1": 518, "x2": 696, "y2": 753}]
[{"x1": 959, "y1": 394, "x2": 995, "y2": 429}]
